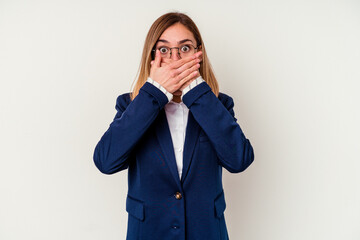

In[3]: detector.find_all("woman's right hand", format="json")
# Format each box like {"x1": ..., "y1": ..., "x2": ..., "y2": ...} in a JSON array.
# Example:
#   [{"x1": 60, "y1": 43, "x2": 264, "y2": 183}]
[{"x1": 149, "y1": 49, "x2": 202, "y2": 94}]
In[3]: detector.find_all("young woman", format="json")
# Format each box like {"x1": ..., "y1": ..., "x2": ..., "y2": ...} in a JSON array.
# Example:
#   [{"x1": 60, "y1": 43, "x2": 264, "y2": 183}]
[{"x1": 93, "y1": 12, "x2": 255, "y2": 240}]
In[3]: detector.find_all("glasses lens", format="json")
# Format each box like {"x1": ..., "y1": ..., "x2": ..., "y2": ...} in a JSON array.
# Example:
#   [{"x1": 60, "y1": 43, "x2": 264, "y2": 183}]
[
  {"x1": 158, "y1": 47, "x2": 170, "y2": 58},
  {"x1": 156, "y1": 44, "x2": 196, "y2": 59},
  {"x1": 179, "y1": 44, "x2": 195, "y2": 58}
]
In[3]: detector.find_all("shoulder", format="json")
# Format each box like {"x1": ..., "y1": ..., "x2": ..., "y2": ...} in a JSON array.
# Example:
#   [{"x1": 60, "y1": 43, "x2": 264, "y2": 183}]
[
  {"x1": 218, "y1": 92, "x2": 234, "y2": 110},
  {"x1": 115, "y1": 92, "x2": 132, "y2": 112}
]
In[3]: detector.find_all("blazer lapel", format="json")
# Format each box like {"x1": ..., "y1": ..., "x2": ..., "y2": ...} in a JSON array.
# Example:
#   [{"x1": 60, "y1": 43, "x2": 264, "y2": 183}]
[
  {"x1": 181, "y1": 111, "x2": 201, "y2": 183},
  {"x1": 155, "y1": 109, "x2": 182, "y2": 190}
]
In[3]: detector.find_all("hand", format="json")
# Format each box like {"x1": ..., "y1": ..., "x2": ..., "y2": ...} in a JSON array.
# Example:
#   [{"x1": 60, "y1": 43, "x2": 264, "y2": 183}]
[
  {"x1": 151, "y1": 52, "x2": 202, "y2": 91},
  {"x1": 153, "y1": 55, "x2": 202, "y2": 91},
  {"x1": 179, "y1": 69, "x2": 201, "y2": 91},
  {"x1": 155, "y1": 53, "x2": 203, "y2": 67},
  {"x1": 149, "y1": 50, "x2": 202, "y2": 94}
]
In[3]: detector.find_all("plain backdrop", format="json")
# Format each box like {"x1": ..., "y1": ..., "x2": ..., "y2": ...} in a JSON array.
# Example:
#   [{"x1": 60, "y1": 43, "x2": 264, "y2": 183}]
[{"x1": 0, "y1": 0, "x2": 359, "y2": 239}]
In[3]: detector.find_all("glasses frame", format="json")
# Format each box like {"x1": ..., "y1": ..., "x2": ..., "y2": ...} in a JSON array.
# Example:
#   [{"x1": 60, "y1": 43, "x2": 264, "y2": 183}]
[{"x1": 151, "y1": 43, "x2": 200, "y2": 60}]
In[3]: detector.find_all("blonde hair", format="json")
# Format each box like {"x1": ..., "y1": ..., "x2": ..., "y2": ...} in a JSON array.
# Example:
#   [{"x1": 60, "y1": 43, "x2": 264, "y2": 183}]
[{"x1": 130, "y1": 12, "x2": 219, "y2": 101}]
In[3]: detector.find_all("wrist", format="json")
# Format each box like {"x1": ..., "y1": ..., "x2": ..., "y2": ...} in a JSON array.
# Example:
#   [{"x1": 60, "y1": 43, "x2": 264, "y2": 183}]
[
  {"x1": 147, "y1": 77, "x2": 173, "y2": 102},
  {"x1": 181, "y1": 75, "x2": 205, "y2": 100}
]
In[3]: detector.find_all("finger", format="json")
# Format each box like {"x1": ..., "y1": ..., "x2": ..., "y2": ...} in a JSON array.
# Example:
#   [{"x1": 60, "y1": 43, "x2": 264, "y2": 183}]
[
  {"x1": 163, "y1": 52, "x2": 201, "y2": 70},
  {"x1": 151, "y1": 60, "x2": 154, "y2": 65},
  {"x1": 154, "y1": 49, "x2": 161, "y2": 68},
  {"x1": 178, "y1": 70, "x2": 199, "y2": 89},
  {"x1": 173, "y1": 59, "x2": 200, "y2": 76},
  {"x1": 175, "y1": 63, "x2": 200, "y2": 84},
  {"x1": 169, "y1": 51, "x2": 202, "y2": 69},
  {"x1": 194, "y1": 50, "x2": 203, "y2": 59},
  {"x1": 161, "y1": 58, "x2": 173, "y2": 66},
  {"x1": 160, "y1": 58, "x2": 174, "y2": 67},
  {"x1": 179, "y1": 71, "x2": 200, "y2": 91},
  {"x1": 192, "y1": 51, "x2": 203, "y2": 65}
]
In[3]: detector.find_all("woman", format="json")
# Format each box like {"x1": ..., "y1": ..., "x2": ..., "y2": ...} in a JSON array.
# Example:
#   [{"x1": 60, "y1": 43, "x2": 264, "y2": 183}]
[{"x1": 93, "y1": 12, "x2": 255, "y2": 240}]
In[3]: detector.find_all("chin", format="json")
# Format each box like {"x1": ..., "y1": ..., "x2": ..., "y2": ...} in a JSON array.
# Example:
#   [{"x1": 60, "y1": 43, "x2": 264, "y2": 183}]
[{"x1": 173, "y1": 90, "x2": 182, "y2": 95}]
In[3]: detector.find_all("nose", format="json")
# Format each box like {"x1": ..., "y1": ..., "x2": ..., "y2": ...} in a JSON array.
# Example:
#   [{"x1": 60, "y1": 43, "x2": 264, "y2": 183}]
[{"x1": 170, "y1": 48, "x2": 181, "y2": 60}]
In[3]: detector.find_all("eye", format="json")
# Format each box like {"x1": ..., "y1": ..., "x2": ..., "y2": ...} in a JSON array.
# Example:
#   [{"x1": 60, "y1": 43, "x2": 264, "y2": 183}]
[
  {"x1": 180, "y1": 45, "x2": 191, "y2": 53},
  {"x1": 158, "y1": 47, "x2": 169, "y2": 54}
]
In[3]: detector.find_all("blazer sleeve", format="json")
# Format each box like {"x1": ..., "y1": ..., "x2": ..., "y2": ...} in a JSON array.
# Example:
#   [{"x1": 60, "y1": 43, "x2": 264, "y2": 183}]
[
  {"x1": 182, "y1": 81, "x2": 255, "y2": 173},
  {"x1": 93, "y1": 82, "x2": 169, "y2": 174}
]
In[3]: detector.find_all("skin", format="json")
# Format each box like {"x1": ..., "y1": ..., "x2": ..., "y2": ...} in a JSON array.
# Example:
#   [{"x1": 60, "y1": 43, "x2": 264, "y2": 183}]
[{"x1": 149, "y1": 23, "x2": 203, "y2": 103}]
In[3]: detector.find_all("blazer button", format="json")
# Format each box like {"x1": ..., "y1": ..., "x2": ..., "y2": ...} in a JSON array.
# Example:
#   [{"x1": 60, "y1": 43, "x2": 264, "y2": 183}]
[{"x1": 174, "y1": 192, "x2": 182, "y2": 200}]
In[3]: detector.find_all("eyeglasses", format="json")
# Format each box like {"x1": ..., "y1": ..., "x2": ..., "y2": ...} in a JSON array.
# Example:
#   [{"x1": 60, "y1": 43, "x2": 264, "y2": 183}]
[{"x1": 152, "y1": 44, "x2": 199, "y2": 59}]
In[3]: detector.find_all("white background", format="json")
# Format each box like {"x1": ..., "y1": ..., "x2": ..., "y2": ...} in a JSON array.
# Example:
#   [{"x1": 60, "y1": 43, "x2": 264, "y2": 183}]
[{"x1": 1, "y1": 0, "x2": 359, "y2": 239}]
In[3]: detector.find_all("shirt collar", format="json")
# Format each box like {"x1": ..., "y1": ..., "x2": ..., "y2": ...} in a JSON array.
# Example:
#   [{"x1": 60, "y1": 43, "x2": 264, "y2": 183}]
[{"x1": 165, "y1": 100, "x2": 187, "y2": 112}]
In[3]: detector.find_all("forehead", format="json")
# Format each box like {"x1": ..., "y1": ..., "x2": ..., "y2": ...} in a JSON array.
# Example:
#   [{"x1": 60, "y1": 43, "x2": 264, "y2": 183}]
[{"x1": 158, "y1": 23, "x2": 196, "y2": 43}]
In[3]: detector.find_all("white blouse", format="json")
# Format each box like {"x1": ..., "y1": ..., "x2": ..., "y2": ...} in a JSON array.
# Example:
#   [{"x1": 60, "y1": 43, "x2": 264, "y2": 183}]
[
  {"x1": 164, "y1": 100, "x2": 189, "y2": 179},
  {"x1": 146, "y1": 76, "x2": 205, "y2": 179}
]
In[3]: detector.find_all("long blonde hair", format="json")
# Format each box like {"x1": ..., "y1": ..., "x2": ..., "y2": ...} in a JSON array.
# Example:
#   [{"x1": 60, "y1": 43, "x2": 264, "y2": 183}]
[{"x1": 130, "y1": 12, "x2": 219, "y2": 101}]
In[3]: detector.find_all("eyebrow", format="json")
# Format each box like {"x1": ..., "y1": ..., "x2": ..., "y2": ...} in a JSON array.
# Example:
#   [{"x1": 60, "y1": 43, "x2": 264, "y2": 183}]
[{"x1": 157, "y1": 39, "x2": 194, "y2": 44}]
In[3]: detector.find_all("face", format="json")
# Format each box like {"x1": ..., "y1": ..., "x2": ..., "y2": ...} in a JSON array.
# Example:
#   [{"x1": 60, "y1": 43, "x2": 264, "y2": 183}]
[{"x1": 155, "y1": 23, "x2": 198, "y2": 96}]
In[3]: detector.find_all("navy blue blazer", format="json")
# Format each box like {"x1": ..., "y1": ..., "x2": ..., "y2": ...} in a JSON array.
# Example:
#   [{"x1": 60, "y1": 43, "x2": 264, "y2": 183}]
[{"x1": 93, "y1": 81, "x2": 254, "y2": 240}]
